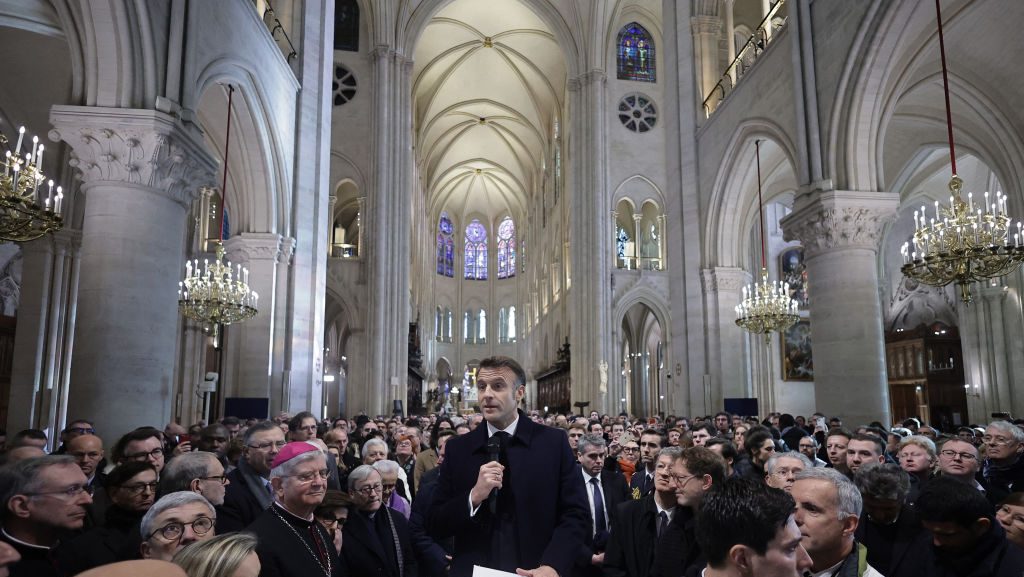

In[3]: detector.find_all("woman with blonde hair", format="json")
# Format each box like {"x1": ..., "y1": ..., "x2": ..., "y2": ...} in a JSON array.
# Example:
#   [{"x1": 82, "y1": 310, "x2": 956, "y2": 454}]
[{"x1": 173, "y1": 532, "x2": 260, "y2": 577}]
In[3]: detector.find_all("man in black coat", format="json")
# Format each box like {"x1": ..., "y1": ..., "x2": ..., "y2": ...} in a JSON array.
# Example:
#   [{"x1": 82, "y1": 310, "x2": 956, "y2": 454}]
[
  {"x1": 410, "y1": 431, "x2": 456, "y2": 577},
  {"x1": 427, "y1": 356, "x2": 589, "y2": 577},
  {"x1": 574, "y1": 434, "x2": 629, "y2": 577},
  {"x1": 628, "y1": 430, "x2": 665, "y2": 498},
  {"x1": 602, "y1": 448, "x2": 682, "y2": 577},
  {"x1": 342, "y1": 465, "x2": 418, "y2": 577},
  {"x1": 217, "y1": 421, "x2": 284, "y2": 533}
]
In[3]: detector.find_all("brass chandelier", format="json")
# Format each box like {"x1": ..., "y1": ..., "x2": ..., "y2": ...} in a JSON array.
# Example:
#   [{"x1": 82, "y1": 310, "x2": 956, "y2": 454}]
[
  {"x1": 0, "y1": 127, "x2": 64, "y2": 242},
  {"x1": 178, "y1": 85, "x2": 258, "y2": 326},
  {"x1": 899, "y1": 0, "x2": 1024, "y2": 304},
  {"x1": 735, "y1": 140, "x2": 799, "y2": 339}
]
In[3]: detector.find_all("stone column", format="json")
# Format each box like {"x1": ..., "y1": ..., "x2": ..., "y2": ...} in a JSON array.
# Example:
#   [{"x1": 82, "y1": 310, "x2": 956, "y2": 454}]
[
  {"x1": 327, "y1": 194, "x2": 337, "y2": 257},
  {"x1": 224, "y1": 233, "x2": 284, "y2": 399},
  {"x1": 981, "y1": 286, "x2": 1012, "y2": 411},
  {"x1": 724, "y1": 0, "x2": 737, "y2": 82},
  {"x1": 51, "y1": 106, "x2": 216, "y2": 443},
  {"x1": 761, "y1": 0, "x2": 773, "y2": 41},
  {"x1": 632, "y1": 213, "x2": 642, "y2": 269},
  {"x1": 568, "y1": 71, "x2": 612, "y2": 414},
  {"x1": 781, "y1": 190, "x2": 898, "y2": 426},
  {"x1": 691, "y1": 16, "x2": 721, "y2": 111},
  {"x1": 7, "y1": 230, "x2": 80, "y2": 438},
  {"x1": 363, "y1": 49, "x2": 412, "y2": 416},
  {"x1": 700, "y1": 267, "x2": 751, "y2": 409}
]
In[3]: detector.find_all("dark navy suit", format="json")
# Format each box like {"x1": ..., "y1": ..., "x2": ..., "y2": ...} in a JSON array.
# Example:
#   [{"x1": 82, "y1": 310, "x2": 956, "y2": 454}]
[{"x1": 427, "y1": 410, "x2": 590, "y2": 577}]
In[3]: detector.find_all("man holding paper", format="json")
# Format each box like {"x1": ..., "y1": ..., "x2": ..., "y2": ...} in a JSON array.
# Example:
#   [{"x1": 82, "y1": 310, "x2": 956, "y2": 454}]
[{"x1": 427, "y1": 356, "x2": 589, "y2": 577}]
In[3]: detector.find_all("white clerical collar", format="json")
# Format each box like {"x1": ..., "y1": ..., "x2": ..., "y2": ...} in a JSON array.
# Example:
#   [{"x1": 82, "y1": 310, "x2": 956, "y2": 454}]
[
  {"x1": 2, "y1": 528, "x2": 51, "y2": 550},
  {"x1": 486, "y1": 415, "x2": 519, "y2": 438}
]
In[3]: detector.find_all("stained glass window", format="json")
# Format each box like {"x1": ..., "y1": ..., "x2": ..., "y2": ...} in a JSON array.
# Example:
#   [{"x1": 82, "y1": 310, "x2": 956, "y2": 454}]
[
  {"x1": 437, "y1": 212, "x2": 454, "y2": 277},
  {"x1": 464, "y1": 219, "x2": 488, "y2": 280},
  {"x1": 497, "y1": 216, "x2": 516, "y2": 279},
  {"x1": 617, "y1": 23, "x2": 656, "y2": 83}
]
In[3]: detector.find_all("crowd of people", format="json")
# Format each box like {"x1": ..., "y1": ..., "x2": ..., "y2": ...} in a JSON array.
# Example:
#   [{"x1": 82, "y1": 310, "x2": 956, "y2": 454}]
[{"x1": 0, "y1": 356, "x2": 1022, "y2": 577}]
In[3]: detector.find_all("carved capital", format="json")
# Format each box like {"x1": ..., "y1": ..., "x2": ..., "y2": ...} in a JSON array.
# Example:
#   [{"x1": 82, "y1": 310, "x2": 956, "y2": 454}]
[
  {"x1": 781, "y1": 190, "x2": 899, "y2": 259},
  {"x1": 49, "y1": 106, "x2": 217, "y2": 208},
  {"x1": 691, "y1": 16, "x2": 721, "y2": 36},
  {"x1": 224, "y1": 233, "x2": 284, "y2": 265},
  {"x1": 701, "y1": 267, "x2": 750, "y2": 294}
]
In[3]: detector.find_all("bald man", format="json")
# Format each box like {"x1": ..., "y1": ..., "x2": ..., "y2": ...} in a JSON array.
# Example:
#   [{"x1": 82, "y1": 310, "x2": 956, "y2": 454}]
[
  {"x1": 66, "y1": 435, "x2": 106, "y2": 488},
  {"x1": 3, "y1": 446, "x2": 44, "y2": 463}
]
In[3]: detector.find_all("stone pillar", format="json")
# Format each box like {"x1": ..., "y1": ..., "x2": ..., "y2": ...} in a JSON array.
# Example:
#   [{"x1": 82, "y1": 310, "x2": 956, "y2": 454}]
[
  {"x1": 364, "y1": 49, "x2": 412, "y2": 416},
  {"x1": 724, "y1": 0, "x2": 737, "y2": 82},
  {"x1": 700, "y1": 267, "x2": 751, "y2": 409},
  {"x1": 223, "y1": 233, "x2": 284, "y2": 399},
  {"x1": 982, "y1": 287, "x2": 1011, "y2": 410},
  {"x1": 691, "y1": 16, "x2": 721, "y2": 110},
  {"x1": 327, "y1": 194, "x2": 337, "y2": 257},
  {"x1": 568, "y1": 71, "x2": 612, "y2": 414},
  {"x1": 51, "y1": 106, "x2": 216, "y2": 442},
  {"x1": 761, "y1": 0, "x2": 773, "y2": 41},
  {"x1": 632, "y1": 213, "x2": 642, "y2": 269},
  {"x1": 781, "y1": 190, "x2": 898, "y2": 426},
  {"x1": 7, "y1": 230, "x2": 81, "y2": 439}
]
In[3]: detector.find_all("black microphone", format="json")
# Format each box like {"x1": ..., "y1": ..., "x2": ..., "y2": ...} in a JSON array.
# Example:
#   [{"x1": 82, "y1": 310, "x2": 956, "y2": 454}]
[{"x1": 487, "y1": 434, "x2": 503, "y2": 514}]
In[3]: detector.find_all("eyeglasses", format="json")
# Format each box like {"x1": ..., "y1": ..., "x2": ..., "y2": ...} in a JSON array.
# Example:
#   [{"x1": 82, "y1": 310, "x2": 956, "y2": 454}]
[
  {"x1": 248, "y1": 440, "x2": 287, "y2": 451},
  {"x1": 69, "y1": 427, "x2": 95, "y2": 435},
  {"x1": 939, "y1": 449, "x2": 978, "y2": 461},
  {"x1": 300, "y1": 425, "x2": 318, "y2": 432},
  {"x1": 355, "y1": 483, "x2": 384, "y2": 495},
  {"x1": 316, "y1": 514, "x2": 347, "y2": 526},
  {"x1": 983, "y1": 436, "x2": 1017, "y2": 446},
  {"x1": 621, "y1": 447, "x2": 639, "y2": 453},
  {"x1": 146, "y1": 516, "x2": 215, "y2": 541},
  {"x1": 771, "y1": 468, "x2": 803, "y2": 477},
  {"x1": 673, "y1": 474, "x2": 697, "y2": 486},
  {"x1": 119, "y1": 481, "x2": 159, "y2": 495},
  {"x1": 125, "y1": 448, "x2": 164, "y2": 461},
  {"x1": 199, "y1": 475, "x2": 228, "y2": 485},
  {"x1": 25, "y1": 484, "x2": 94, "y2": 499},
  {"x1": 285, "y1": 469, "x2": 330, "y2": 484}
]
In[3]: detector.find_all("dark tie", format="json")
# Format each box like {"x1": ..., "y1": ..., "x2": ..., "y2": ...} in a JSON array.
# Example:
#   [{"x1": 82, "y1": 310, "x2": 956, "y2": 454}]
[
  {"x1": 657, "y1": 510, "x2": 668, "y2": 538},
  {"x1": 590, "y1": 477, "x2": 606, "y2": 535},
  {"x1": 493, "y1": 431, "x2": 511, "y2": 463}
]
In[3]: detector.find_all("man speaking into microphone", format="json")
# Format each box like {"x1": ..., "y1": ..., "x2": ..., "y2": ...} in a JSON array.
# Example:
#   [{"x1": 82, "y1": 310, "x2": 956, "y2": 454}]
[{"x1": 428, "y1": 356, "x2": 589, "y2": 577}]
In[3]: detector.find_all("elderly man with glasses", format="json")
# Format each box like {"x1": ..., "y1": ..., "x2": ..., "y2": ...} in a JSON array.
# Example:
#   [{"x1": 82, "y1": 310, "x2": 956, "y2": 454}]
[
  {"x1": 0, "y1": 455, "x2": 93, "y2": 577},
  {"x1": 982, "y1": 420, "x2": 1024, "y2": 504},
  {"x1": 139, "y1": 492, "x2": 216, "y2": 561},
  {"x1": 157, "y1": 452, "x2": 229, "y2": 507},
  {"x1": 248, "y1": 441, "x2": 340, "y2": 577},
  {"x1": 341, "y1": 465, "x2": 416, "y2": 577},
  {"x1": 217, "y1": 420, "x2": 286, "y2": 533}
]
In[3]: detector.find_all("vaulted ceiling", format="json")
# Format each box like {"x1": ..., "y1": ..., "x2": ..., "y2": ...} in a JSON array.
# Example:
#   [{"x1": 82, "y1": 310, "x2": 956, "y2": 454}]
[{"x1": 412, "y1": 0, "x2": 566, "y2": 224}]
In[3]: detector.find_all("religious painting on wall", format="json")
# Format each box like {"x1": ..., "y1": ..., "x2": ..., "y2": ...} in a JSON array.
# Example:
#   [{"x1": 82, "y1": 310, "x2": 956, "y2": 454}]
[
  {"x1": 780, "y1": 246, "x2": 809, "y2": 308},
  {"x1": 781, "y1": 319, "x2": 813, "y2": 381}
]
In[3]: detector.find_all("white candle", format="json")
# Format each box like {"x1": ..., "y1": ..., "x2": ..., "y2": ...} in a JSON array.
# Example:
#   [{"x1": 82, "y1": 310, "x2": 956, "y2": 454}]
[
  {"x1": 54, "y1": 191, "x2": 62, "y2": 214},
  {"x1": 13, "y1": 127, "x2": 24, "y2": 156},
  {"x1": 28, "y1": 136, "x2": 38, "y2": 165}
]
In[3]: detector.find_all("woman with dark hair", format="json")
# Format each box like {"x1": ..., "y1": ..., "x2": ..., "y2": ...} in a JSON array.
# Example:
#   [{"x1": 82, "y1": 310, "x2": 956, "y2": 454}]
[{"x1": 56, "y1": 461, "x2": 159, "y2": 574}]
